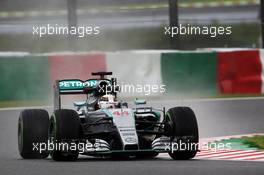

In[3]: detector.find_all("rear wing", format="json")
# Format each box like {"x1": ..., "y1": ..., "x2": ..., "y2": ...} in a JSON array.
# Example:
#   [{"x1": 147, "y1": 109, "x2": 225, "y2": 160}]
[
  {"x1": 55, "y1": 79, "x2": 98, "y2": 95},
  {"x1": 53, "y1": 79, "x2": 115, "y2": 110},
  {"x1": 54, "y1": 79, "x2": 92, "y2": 110}
]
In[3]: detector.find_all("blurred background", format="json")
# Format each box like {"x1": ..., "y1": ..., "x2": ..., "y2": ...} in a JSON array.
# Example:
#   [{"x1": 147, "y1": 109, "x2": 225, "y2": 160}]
[{"x1": 0, "y1": 0, "x2": 261, "y2": 52}]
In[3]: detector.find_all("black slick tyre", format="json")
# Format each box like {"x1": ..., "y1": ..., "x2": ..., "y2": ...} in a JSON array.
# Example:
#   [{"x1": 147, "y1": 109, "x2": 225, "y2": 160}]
[
  {"x1": 165, "y1": 107, "x2": 199, "y2": 160},
  {"x1": 49, "y1": 109, "x2": 80, "y2": 161},
  {"x1": 18, "y1": 109, "x2": 49, "y2": 159}
]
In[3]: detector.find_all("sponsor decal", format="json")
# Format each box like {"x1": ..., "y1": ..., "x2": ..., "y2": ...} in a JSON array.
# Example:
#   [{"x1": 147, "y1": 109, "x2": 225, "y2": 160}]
[
  {"x1": 112, "y1": 111, "x2": 120, "y2": 116},
  {"x1": 125, "y1": 137, "x2": 137, "y2": 144},
  {"x1": 112, "y1": 110, "x2": 130, "y2": 117},
  {"x1": 83, "y1": 80, "x2": 97, "y2": 88},
  {"x1": 59, "y1": 80, "x2": 97, "y2": 90}
]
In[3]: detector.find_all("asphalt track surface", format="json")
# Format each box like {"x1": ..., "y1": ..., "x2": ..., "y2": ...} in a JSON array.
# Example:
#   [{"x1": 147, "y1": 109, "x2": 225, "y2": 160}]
[
  {"x1": 0, "y1": 5, "x2": 259, "y2": 34},
  {"x1": 0, "y1": 97, "x2": 264, "y2": 175}
]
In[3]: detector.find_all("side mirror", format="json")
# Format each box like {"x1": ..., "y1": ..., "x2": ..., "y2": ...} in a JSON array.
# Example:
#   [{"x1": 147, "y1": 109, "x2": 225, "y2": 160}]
[
  {"x1": 73, "y1": 101, "x2": 87, "y2": 111},
  {"x1": 134, "y1": 99, "x2": 146, "y2": 105}
]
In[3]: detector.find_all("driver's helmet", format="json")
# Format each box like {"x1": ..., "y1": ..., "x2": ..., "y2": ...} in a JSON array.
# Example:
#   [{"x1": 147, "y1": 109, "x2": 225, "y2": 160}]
[{"x1": 98, "y1": 94, "x2": 116, "y2": 109}]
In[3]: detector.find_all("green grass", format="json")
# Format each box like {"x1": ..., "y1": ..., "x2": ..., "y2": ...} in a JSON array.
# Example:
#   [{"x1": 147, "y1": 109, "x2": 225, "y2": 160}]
[
  {"x1": 243, "y1": 136, "x2": 264, "y2": 149},
  {"x1": 208, "y1": 136, "x2": 264, "y2": 150},
  {"x1": 0, "y1": 100, "x2": 50, "y2": 108},
  {"x1": 0, "y1": 0, "x2": 255, "y2": 13},
  {"x1": 0, "y1": 23, "x2": 260, "y2": 52},
  {"x1": 93, "y1": 0, "x2": 256, "y2": 11},
  {"x1": 180, "y1": 0, "x2": 252, "y2": 3}
]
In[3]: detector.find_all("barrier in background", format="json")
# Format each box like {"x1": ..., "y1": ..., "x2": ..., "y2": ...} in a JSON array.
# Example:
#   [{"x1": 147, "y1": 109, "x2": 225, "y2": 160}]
[
  {"x1": 0, "y1": 49, "x2": 264, "y2": 101},
  {"x1": 0, "y1": 55, "x2": 50, "y2": 101},
  {"x1": 48, "y1": 52, "x2": 106, "y2": 84},
  {"x1": 106, "y1": 51, "x2": 162, "y2": 96},
  {"x1": 217, "y1": 50, "x2": 262, "y2": 94},
  {"x1": 161, "y1": 52, "x2": 217, "y2": 96}
]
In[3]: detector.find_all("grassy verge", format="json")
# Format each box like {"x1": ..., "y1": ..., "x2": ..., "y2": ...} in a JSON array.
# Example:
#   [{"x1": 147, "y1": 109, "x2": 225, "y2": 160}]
[
  {"x1": 0, "y1": 23, "x2": 260, "y2": 52},
  {"x1": 243, "y1": 136, "x2": 264, "y2": 149},
  {"x1": 181, "y1": 0, "x2": 253, "y2": 3},
  {"x1": 97, "y1": 0, "x2": 254, "y2": 9},
  {"x1": 0, "y1": 100, "x2": 50, "y2": 108},
  {"x1": 0, "y1": 0, "x2": 259, "y2": 15},
  {"x1": 208, "y1": 135, "x2": 264, "y2": 150}
]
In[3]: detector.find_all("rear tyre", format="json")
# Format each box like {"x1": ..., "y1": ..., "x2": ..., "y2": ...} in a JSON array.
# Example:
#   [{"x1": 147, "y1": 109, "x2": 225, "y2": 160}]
[
  {"x1": 165, "y1": 107, "x2": 199, "y2": 160},
  {"x1": 18, "y1": 109, "x2": 49, "y2": 159},
  {"x1": 49, "y1": 109, "x2": 80, "y2": 161}
]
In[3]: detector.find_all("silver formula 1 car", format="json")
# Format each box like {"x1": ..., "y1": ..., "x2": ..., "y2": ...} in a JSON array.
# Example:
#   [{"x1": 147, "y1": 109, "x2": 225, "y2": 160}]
[{"x1": 18, "y1": 72, "x2": 199, "y2": 161}]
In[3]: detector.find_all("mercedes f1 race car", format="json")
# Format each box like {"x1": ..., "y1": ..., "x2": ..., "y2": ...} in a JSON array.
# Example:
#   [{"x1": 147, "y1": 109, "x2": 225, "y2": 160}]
[{"x1": 18, "y1": 72, "x2": 199, "y2": 161}]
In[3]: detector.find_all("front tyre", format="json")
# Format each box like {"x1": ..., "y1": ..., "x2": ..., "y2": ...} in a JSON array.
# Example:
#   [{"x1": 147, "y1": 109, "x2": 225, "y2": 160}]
[
  {"x1": 18, "y1": 109, "x2": 49, "y2": 159},
  {"x1": 165, "y1": 107, "x2": 199, "y2": 160},
  {"x1": 49, "y1": 109, "x2": 80, "y2": 161}
]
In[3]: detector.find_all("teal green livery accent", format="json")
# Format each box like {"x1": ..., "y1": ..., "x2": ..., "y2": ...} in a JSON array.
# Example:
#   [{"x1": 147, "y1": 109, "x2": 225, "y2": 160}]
[
  {"x1": 153, "y1": 111, "x2": 161, "y2": 121},
  {"x1": 134, "y1": 99, "x2": 146, "y2": 105},
  {"x1": 165, "y1": 112, "x2": 172, "y2": 121},
  {"x1": 59, "y1": 80, "x2": 98, "y2": 90},
  {"x1": 101, "y1": 109, "x2": 113, "y2": 118}
]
